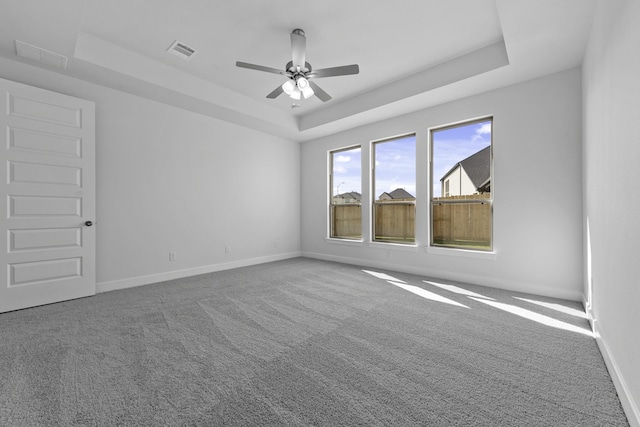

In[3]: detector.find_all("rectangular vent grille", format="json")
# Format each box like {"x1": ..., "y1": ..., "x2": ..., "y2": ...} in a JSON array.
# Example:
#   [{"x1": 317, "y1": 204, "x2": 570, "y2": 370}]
[
  {"x1": 15, "y1": 40, "x2": 68, "y2": 69},
  {"x1": 167, "y1": 40, "x2": 197, "y2": 61}
]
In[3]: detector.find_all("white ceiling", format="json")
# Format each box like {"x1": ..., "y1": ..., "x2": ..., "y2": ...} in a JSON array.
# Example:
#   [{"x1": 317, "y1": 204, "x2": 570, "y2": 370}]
[{"x1": 0, "y1": 0, "x2": 595, "y2": 142}]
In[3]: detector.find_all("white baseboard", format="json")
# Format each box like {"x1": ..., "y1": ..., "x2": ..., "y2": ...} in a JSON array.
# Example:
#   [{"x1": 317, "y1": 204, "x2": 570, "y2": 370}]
[
  {"x1": 302, "y1": 251, "x2": 583, "y2": 301},
  {"x1": 593, "y1": 320, "x2": 640, "y2": 427},
  {"x1": 96, "y1": 251, "x2": 301, "y2": 293}
]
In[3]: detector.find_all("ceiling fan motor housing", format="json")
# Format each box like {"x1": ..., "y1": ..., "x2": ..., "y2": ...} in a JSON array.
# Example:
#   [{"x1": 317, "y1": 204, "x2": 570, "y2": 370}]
[{"x1": 286, "y1": 61, "x2": 312, "y2": 75}]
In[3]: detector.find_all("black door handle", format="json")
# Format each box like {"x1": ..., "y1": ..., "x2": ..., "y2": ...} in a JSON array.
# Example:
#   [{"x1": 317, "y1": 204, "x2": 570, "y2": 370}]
[{"x1": 85, "y1": 221, "x2": 93, "y2": 227}]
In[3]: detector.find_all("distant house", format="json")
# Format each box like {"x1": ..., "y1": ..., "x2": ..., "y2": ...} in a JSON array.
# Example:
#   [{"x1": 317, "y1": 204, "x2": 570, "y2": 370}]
[
  {"x1": 378, "y1": 188, "x2": 415, "y2": 201},
  {"x1": 440, "y1": 146, "x2": 490, "y2": 197},
  {"x1": 333, "y1": 191, "x2": 361, "y2": 205}
]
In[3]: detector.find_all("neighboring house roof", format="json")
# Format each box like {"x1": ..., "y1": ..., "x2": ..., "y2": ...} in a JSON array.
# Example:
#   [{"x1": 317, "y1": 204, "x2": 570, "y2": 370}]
[
  {"x1": 336, "y1": 191, "x2": 361, "y2": 200},
  {"x1": 441, "y1": 146, "x2": 491, "y2": 191},
  {"x1": 380, "y1": 188, "x2": 415, "y2": 200}
]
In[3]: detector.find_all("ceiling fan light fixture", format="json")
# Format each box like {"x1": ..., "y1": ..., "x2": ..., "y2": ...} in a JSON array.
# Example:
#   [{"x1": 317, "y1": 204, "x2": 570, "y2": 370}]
[
  {"x1": 301, "y1": 86, "x2": 314, "y2": 99},
  {"x1": 289, "y1": 88, "x2": 301, "y2": 100},
  {"x1": 296, "y1": 76, "x2": 309, "y2": 90},
  {"x1": 282, "y1": 80, "x2": 296, "y2": 95}
]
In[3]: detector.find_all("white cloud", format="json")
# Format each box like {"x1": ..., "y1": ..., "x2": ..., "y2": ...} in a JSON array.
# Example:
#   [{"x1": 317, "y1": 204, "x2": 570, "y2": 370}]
[
  {"x1": 472, "y1": 123, "x2": 492, "y2": 141},
  {"x1": 335, "y1": 155, "x2": 351, "y2": 163},
  {"x1": 476, "y1": 123, "x2": 492, "y2": 135},
  {"x1": 334, "y1": 165, "x2": 348, "y2": 174}
]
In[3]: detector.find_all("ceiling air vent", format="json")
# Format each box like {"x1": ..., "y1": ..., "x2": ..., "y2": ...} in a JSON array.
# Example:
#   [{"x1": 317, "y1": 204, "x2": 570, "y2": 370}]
[
  {"x1": 15, "y1": 40, "x2": 68, "y2": 69},
  {"x1": 167, "y1": 40, "x2": 197, "y2": 61}
]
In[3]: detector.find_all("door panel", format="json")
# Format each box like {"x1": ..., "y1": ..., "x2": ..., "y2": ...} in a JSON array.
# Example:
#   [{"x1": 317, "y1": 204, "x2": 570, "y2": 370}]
[
  {"x1": 10, "y1": 161, "x2": 82, "y2": 187},
  {"x1": 9, "y1": 228, "x2": 82, "y2": 252},
  {"x1": 8, "y1": 93, "x2": 82, "y2": 127},
  {"x1": 9, "y1": 195, "x2": 82, "y2": 217},
  {"x1": 0, "y1": 78, "x2": 95, "y2": 313},
  {"x1": 9, "y1": 127, "x2": 82, "y2": 157},
  {"x1": 10, "y1": 257, "x2": 82, "y2": 287}
]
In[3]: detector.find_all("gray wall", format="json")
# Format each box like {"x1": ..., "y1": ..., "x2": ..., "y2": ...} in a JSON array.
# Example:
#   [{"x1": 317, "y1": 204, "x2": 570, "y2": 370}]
[
  {"x1": 583, "y1": 0, "x2": 640, "y2": 423},
  {"x1": 0, "y1": 57, "x2": 301, "y2": 291},
  {"x1": 301, "y1": 68, "x2": 584, "y2": 301}
]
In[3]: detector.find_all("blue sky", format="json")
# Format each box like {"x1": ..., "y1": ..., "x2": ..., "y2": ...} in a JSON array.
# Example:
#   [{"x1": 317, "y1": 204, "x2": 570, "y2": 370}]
[
  {"x1": 331, "y1": 147, "x2": 362, "y2": 195},
  {"x1": 373, "y1": 135, "x2": 416, "y2": 198},
  {"x1": 432, "y1": 120, "x2": 491, "y2": 197},
  {"x1": 331, "y1": 120, "x2": 491, "y2": 199}
]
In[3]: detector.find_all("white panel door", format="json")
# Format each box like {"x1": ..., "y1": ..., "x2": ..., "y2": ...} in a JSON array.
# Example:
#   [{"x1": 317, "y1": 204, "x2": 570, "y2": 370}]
[{"x1": 0, "y1": 78, "x2": 95, "y2": 313}]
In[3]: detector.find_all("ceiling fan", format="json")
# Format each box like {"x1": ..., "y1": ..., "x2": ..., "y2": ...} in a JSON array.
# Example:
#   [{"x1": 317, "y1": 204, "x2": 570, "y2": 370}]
[{"x1": 236, "y1": 29, "x2": 359, "y2": 102}]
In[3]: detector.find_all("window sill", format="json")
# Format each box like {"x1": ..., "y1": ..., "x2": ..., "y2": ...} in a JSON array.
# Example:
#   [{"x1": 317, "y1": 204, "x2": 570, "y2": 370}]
[
  {"x1": 325, "y1": 238, "x2": 364, "y2": 247},
  {"x1": 368, "y1": 241, "x2": 418, "y2": 252},
  {"x1": 424, "y1": 245, "x2": 497, "y2": 260}
]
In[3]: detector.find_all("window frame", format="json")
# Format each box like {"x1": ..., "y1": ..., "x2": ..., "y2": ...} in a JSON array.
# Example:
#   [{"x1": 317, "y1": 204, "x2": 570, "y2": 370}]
[
  {"x1": 328, "y1": 145, "x2": 362, "y2": 241},
  {"x1": 429, "y1": 117, "x2": 493, "y2": 252},
  {"x1": 371, "y1": 133, "x2": 417, "y2": 245}
]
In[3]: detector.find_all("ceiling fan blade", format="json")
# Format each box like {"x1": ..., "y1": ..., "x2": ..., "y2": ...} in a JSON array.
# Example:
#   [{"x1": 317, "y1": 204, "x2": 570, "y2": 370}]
[
  {"x1": 266, "y1": 85, "x2": 284, "y2": 99},
  {"x1": 290, "y1": 29, "x2": 306, "y2": 69},
  {"x1": 309, "y1": 81, "x2": 332, "y2": 102},
  {"x1": 236, "y1": 61, "x2": 289, "y2": 76},
  {"x1": 308, "y1": 64, "x2": 359, "y2": 78}
]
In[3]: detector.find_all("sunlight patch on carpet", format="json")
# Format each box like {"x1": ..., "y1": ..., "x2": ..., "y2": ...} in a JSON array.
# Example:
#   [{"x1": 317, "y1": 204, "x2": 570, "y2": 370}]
[
  {"x1": 362, "y1": 270, "x2": 405, "y2": 283},
  {"x1": 469, "y1": 297, "x2": 593, "y2": 337},
  {"x1": 423, "y1": 280, "x2": 495, "y2": 300},
  {"x1": 388, "y1": 281, "x2": 469, "y2": 308},
  {"x1": 513, "y1": 297, "x2": 588, "y2": 319}
]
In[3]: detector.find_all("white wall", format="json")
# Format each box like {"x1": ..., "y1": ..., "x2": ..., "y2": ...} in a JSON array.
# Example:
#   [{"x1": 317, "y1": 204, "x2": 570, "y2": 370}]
[
  {"x1": 583, "y1": 0, "x2": 640, "y2": 424},
  {"x1": 301, "y1": 68, "x2": 584, "y2": 300},
  {"x1": 0, "y1": 58, "x2": 301, "y2": 290}
]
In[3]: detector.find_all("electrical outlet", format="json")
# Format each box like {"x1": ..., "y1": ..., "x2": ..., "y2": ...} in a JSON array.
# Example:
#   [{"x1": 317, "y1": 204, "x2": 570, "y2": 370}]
[
  {"x1": 224, "y1": 246, "x2": 231, "y2": 254},
  {"x1": 169, "y1": 252, "x2": 177, "y2": 261}
]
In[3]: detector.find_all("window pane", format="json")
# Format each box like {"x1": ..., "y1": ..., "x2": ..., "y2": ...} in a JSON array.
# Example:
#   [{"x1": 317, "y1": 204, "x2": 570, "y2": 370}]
[
  {"x1": 432, "y1": 200, "x2": 491, "y2": 249},
  {"x1": 374, "y1": 203, "x2": 415, "y2": 242},
  {"x1": 431, "y1": 120, "x2": 492, "y2": 250},
  {"x1": 373, "y1": 135, "x2": 416, "y2": 243},
  {"x1": 330, "y1": 146, "x2": 361, "y2": 239}
]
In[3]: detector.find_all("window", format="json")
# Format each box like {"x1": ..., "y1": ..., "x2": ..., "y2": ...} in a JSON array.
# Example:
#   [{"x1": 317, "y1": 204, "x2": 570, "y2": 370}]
[
  {"x1": 430, "y1": 119, "x2": 492, "y2": 250},
  {"x1": 329, "y1": 146, "x2": 362, "y2": 239},
  {"x1": 372, "y1": 134, "x2": 416, "y2": 244}
]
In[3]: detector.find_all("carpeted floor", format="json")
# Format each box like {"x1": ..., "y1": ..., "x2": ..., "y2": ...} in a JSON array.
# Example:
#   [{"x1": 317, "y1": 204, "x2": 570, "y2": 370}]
[{"x1": 0, "y1": 258, "x2": 629, "y2": 426}]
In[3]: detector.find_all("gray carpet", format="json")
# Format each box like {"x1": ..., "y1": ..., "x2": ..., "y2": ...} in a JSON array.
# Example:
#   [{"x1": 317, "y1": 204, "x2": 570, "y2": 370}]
[{"x1": 0, "y1": 258, "x2": 628, "y2": 426}]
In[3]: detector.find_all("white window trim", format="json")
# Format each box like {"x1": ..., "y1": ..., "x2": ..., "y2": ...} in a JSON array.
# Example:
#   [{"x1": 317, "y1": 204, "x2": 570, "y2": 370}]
[
  {"x1": 328, "y1": 145, "x2": 362, "y2": 241},
  {"x1": 429, "y1": 116, "x2": 494, "y2": 253},
  {"x1": 371, "y1": 133, "x2": 417, "y2": 245},
  {"x1": 424, "y1": 245, "x2": 497, "y2": 260},
  {"x1": 369, "y1": 241, "x2": 418, "y2": 252},
  {"x1": 325, "y1": 237, "x2": 364, "y2": 246}
]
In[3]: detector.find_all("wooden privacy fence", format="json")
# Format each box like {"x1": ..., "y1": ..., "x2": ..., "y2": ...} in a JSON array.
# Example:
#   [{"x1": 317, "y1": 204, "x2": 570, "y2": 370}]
[
  {"x1": 331, "y1": 203, "x2": 415, "y2": 241},
  {"x1": 332, "y1": 194, "x2": 490, "y2": 247},
  {"x1": 374, "y1": 203, "x2": 415, "y2": 242},
  {"x1": 432, "y1": 194, "x2": 491, "y2": 247},
  {"x1": 331, "y1": 204, "x2": 362, "y2": 238}
]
